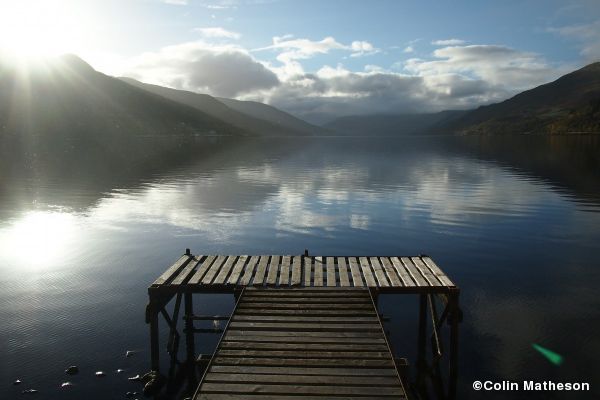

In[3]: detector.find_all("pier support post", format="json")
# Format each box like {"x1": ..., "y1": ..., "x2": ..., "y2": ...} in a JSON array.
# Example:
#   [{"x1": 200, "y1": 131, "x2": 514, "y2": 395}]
[
  {"x1": 149, "y1": 308, "x2": 160, "y2": 372},
  {"x1": 416, "y1": 294, "x2": 427, "y2": 395},
  {"x1": 448, "y1": 289, "x2": 460, "y2": 400},
  {"x1": 184, "y1": 292, "x2": 196, "y2": 389}
]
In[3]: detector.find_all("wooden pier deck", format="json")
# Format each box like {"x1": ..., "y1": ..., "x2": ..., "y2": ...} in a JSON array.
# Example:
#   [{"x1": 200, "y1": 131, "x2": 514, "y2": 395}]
[
  {"x1": 146, "y1": 252, "x2": 461, "y2": 400},
  {"x1": 195, "y1": 287, "x2": 406, "y2": 399},
  {"x1": 149, "y1": 253, "x2": 455, "y2": 292}
]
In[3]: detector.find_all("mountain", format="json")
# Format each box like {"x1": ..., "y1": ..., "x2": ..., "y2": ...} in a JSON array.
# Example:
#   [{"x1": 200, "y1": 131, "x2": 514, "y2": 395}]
[
  {"x1": 437, "y1": 62, "x2": 600, "y2": 134},
  {"x1": 324, "y1": 110, "x2": 465, "y2": 136},
  {"x1": 0, "y1": 55, "x2": 253, "y2": 172},
  {"x1": 119, "y1": 77, "x2": 320, "y2": 136},
  {"x1": 0, "y1": 55, "x2": 248, "y2": 141},
  {"x1": 217, "y1": 97, "x2": 322, "y2": 136}
]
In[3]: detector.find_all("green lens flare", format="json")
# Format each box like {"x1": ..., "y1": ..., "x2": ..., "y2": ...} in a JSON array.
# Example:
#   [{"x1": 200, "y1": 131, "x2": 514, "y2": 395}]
[{"x1": 532, "y1": 343, "x2": 564, "y2": 366}]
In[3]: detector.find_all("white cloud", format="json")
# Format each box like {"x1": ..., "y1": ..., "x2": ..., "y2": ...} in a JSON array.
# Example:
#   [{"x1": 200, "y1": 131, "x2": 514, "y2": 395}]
[
  {"x1": 194, "y1": 27, "x2": 241, "y2": 40},
  {"x1": 124, "y1": 41, "x2": 279, "y2": 97},
  {"x1": 403, "y1": 46, "x2": 414, "y2": 53},
  {"x1": 431, "y1": 39, "x2": 466, "y2": 46},
  {"x1": 256, "y1": 36, "x2": 379, "y2": 64},
  {"x1": 349, "y1": 41, "x2": 380, "y2": 57},
  {"x1": 404, "y1": 44, "x2": 561, "y2": 89}
]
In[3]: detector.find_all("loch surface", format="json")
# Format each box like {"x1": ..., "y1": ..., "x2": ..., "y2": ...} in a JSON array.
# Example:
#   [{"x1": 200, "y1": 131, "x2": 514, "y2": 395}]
[{"x1": 1, "y1": 136, "x2": 599, "y2": 399}]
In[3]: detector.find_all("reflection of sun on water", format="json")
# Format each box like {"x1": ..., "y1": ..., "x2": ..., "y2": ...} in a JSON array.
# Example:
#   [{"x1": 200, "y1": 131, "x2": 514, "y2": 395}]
[{"x1": 0, "y1": 211, "x2": 77, "y2": 270}]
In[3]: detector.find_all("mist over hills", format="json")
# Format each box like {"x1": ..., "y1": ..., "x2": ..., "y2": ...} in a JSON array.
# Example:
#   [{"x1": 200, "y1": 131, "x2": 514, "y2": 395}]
[{"x1": 326, "y1": 62, "x2": 600, "y2": 135}]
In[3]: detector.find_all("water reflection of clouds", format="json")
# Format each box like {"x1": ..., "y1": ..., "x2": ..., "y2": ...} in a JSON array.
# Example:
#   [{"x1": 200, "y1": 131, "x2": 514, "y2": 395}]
[{"x1": 85, "y1": 153, "x2": 574, "y2": 240}]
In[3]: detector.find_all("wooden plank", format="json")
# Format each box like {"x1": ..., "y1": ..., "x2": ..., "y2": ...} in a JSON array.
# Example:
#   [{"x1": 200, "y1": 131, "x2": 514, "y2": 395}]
[
  {"x1": 152, "y1": 255, "x2": 192, "y2": 286},
  {"x1": 224, "y1": 330, "x2": 382, "y2": 338},
  {"x1": 212, "y1": 357, "x2": 395, "y2": 368},
  {"x1": 303, "y1": 256, "x2": 312, "y2": 286},
  {"x1": 199, "y1": 383, "x2": 404, "y2": 397},
  {"x1": 369, "y1": 257, "x2": 390, "y2": 287},
  {"x1": 326, "y1": 257, "x2": 336, "y2": 287},
  {"x1": 422, "y1": 256, "x2": 455, "y2": 287},
  {"x1": 348, "y1": 257, "x2": 365, "y2": 287},
  {"x1": 236, "y1": 303, "x2": 373, "y2": 310},
  {"x1": 197, "y1": 395, "x2": 403, "y2": 400},
  {"x1": 359, "y1": 257, "x2": 377, "y2": 287},
  {"x1": 240, "y1": 297, "x2": 370, "y2": 303},
  {"x1": 227, "y1": 256, "x2": 248, "y2": 285},
  {"x1": 265, "y1": 256, "x2": 280, "y2": 286},
  {"x1": 202, "y1": 255, "x2": 227, "y2": 285},
  {"x1": 188, "y1": 255, "x2": 217, "y2": 285},
  {"x1": 203, "y1": 373, "x2": 401, "y2": 386},
  {"x1": 223, "y1": 335, "x2": 386, "y2": 344},
  {"x1": 390, "y1": 257, "x2": 416, "y2": 287},
  {"x1": 213, "y1": 256, "x2": 238, "y2": 285},
  {"x1": 411, "y1": 256, "x2": 443, "y2": 286},
  {"x1": 290, "y1": 256, "x2": 302, "y2": 286},
  {"x1": 220, "y1": 342, "x2": 388, "y2": 351},
  {"x1": 217, "y1": 350, "x2": 390, "y2": 359},
  {"x1": 338, "y1": 257, "x2": 350, "y2": 287},
  {"x1": 228, "y1": 322, "x2": 381, "y2": 331},
  {"x1": 243, "y1": 290, "x2": 368, "y2": 297},
  {"x1": 251, "y1": 256, "x2": 269, "y2": 286},
  {"x1": 235, "y1": 309, "x2": 375, "y2": 316},
  {"x1": 209, "y1": 365, "x2": 397, "y2": 376},
  {"x1": 239, "y1": 256, "x2": 260, "y2": 286},
  {"x1": 400, "y1": 257, "x2": 429, "y2": 287},
  {"x1": 313, "y1": 257, "x2": 324, "y2": 286},
  {"x1": 232, "y1": 315, "x2": 379, "y2": 323},
  {"x1": 379, "y1": 257, "x2": 402, "y2": 287},
  {"x1": 278, "y1": 256, "x2": 291, "y2": 286},
  {"x1": 170, "y1": 256, "x2": 203, "y2": 286}
]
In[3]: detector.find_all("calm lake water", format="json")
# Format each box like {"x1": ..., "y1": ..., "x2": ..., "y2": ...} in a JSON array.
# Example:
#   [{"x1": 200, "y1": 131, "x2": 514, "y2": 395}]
[{"x1": 1, "y1": 136, "x2": 599, "y2": 399}]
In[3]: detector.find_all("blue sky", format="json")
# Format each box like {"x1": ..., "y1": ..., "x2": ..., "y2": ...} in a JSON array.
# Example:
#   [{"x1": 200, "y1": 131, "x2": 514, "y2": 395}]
[{"x1": 1, "y1": 0, "x2": 599, "y2": 121}]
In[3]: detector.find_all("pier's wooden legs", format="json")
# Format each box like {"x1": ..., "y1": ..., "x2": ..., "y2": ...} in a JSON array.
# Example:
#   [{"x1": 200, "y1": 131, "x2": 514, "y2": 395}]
[
  {"x1": 149, "y1": 310, "x2": 160, "y2": 372},
  {"x1": 184, "y1": 292, "x2": 197, "y2": 389},
  {"x1": 448, "y1": 289, "x2": 460, "y2": 400}
]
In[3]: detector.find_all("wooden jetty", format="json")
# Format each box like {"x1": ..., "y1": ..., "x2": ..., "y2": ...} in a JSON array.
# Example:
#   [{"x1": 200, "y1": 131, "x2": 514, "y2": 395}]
[{"x1": 146, "y1": 251, "x2": 461, "y2": 399}]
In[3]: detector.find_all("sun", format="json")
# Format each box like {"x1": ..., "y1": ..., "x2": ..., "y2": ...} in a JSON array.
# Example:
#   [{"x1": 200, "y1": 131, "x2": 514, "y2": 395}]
[{"x1": 0, "y1": 0, "x2": 84, "y2": 61}]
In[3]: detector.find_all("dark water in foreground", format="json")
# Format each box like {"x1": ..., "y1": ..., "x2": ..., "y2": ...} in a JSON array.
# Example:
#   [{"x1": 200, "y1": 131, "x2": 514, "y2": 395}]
[{"x1": 1, "y1": 136, "x2": 599, "y2": 399}]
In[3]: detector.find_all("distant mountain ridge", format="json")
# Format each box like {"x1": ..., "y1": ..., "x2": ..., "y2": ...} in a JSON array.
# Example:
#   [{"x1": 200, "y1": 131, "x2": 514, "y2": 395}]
[
  {"x1": 324, "y1": 110, "x2": 465, "y2": 136},
  {"x1": 325, "y1": 62, "x2": 600, "y2": 135},
  {"x1": 120, "y1": 78, "x2": 321, "y2": 136},
  {"x1": 439, "y1": 62, "x2": 600, "y2": 134}
]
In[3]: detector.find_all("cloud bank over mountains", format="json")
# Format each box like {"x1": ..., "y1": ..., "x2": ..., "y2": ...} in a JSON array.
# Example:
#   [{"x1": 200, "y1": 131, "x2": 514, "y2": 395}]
[{"x1": 122, "y1": 31, "x2": 569, "y2": 123}]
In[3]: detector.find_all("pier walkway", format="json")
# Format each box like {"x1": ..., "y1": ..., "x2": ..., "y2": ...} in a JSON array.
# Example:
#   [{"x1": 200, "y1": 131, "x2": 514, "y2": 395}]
[{"x1": 146, "y1": 252, "x2": 460, "y2": 399}]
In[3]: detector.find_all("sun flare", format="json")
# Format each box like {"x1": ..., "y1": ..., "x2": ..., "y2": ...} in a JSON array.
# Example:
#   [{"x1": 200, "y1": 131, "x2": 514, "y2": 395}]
[{"x1": 0, "y1": 0, "x2": 85, "y2": 61}]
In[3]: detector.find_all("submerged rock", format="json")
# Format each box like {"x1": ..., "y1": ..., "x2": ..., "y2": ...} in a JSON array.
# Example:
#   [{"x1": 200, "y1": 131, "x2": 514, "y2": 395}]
[
  {"x1": 125, "y1": 392, "x2": 138, "y2": 398},
  {"x1": 127, "y1": 374, "x2": 141, "y2": 382},
  {"x1": 95, "y1": 371, "x2": 106, "y2": 377},
  {"x1": 115, "y1": 368, "x2": 125, "y2": 374},
  {"x1": 60, "y1": 382, "x2": 73, "y2": 388},
  {"x1": 22, "y1": 389, "x2": 38, "y2": 394},
  {"x1": 65, "y1": 366, "x2": 79, "y2": 375},
  {"x1": 125, "y1": 350, "x2": 136, "y2": 358},
  {"x1": 13, "y1": 379, "x2": 22, "y2": 385}
]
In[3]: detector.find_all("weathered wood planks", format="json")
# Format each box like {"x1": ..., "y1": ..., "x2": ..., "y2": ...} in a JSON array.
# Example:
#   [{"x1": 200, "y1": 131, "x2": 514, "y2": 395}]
[
  {"x1": 194, "y1": 288, "x2": 406, "y2": 399},
  {"x1": 152, "y1": 254, "x2": 455, "y2": 292}
]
